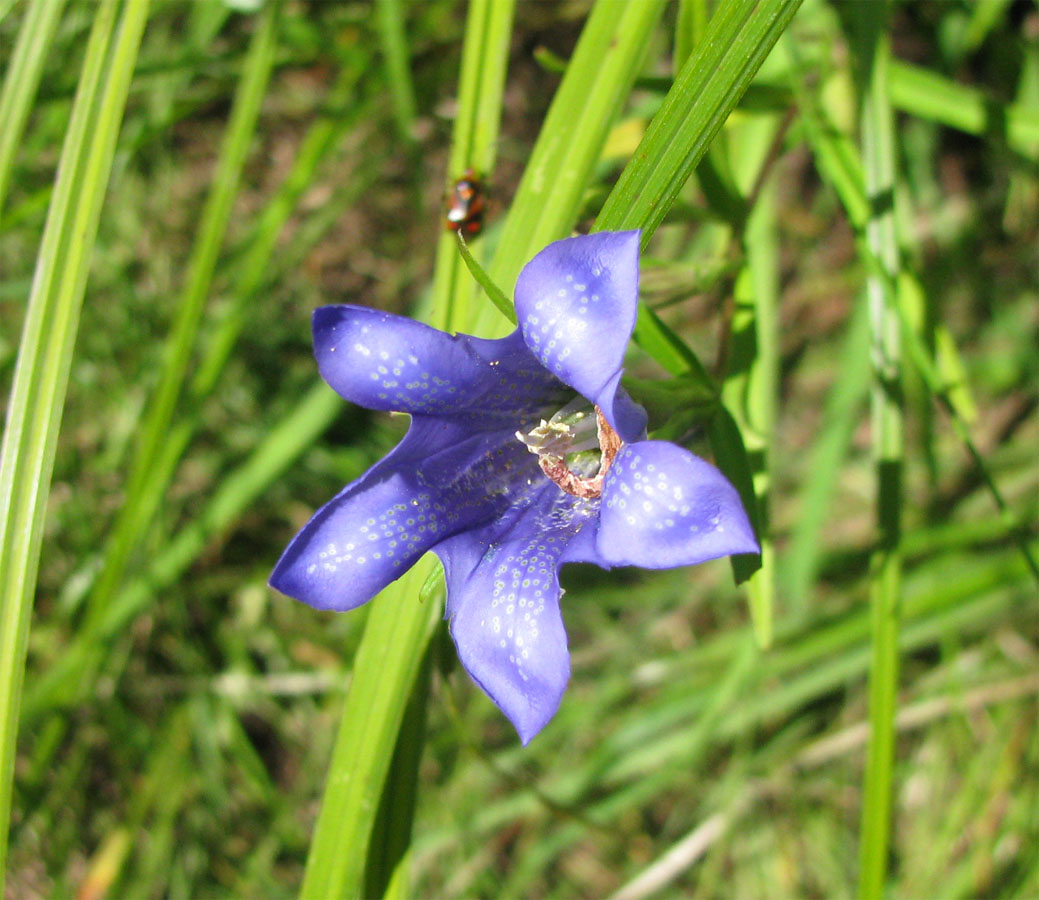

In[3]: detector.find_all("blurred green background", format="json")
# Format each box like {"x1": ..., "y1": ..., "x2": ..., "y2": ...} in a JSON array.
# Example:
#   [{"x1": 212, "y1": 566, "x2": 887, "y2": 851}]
[{"x1": 0, "y1": 0, "x2": 1036, "y2": 897}]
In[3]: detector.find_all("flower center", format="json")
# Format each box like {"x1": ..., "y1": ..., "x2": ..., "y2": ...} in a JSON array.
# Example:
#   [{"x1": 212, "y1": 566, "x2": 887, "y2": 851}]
[{"x1": 515, "y1": 401, "x2": 622, "y2": 499}]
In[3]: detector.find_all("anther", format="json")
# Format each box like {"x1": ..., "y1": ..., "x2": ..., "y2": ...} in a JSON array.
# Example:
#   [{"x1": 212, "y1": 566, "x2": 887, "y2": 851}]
[{"x1": 533, "y1": 406, "x2": 620, "y2": 499}]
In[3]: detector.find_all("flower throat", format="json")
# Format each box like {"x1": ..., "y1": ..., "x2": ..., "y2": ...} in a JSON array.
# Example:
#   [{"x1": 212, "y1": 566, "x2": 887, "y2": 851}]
[{"x1": 515, "y1": 400, "x2": 621, "y2": 499}]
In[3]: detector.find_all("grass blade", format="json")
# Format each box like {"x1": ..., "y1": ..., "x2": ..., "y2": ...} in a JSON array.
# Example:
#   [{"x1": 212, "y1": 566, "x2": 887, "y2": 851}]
[
  {"x1": 80, "y1": 0, "x2": 281, "y2": 643},
  {"x1": 594, "y1": 0, "x2": 802, "y2": 240},
  {"x1": 888, "y1": 58, "x2": 1039, "y2": 160},
  {"x1": 374, "y1": 0, "x2": 417, "y2": 146},
  {"x1": 781, "y1": 299, "x2": 871, "y2": 608},
  {"x1": 298, "y1": 560, "x2": 441, "y2": 900},
  {"x1": 0, "y1": 0, "x2": 149, "y2": 887},
  {"x1": 362, "y1": 641, "x2": 434, "y2": 900},
  {"x1": 849, "y1": 7, "x2": 904, "y2": 896},
  {"x1": 595, "y1": 0, "x2": 802, "y2": 379},
  {"x1": 430, "y1": 0, "x2": 515, "y2": 333},
  {"x1": 20, "y1": 381, "x2": 343, "y2": 719},
  {"x1": 0, "y1": 0, "x2": 68, "y2": 219},
  {"x1": 725, "y1": 172, "x2": 779, "y2": 642},
  {"x1": 478, "y1": 0, "x2": 668, "y2": 334}
]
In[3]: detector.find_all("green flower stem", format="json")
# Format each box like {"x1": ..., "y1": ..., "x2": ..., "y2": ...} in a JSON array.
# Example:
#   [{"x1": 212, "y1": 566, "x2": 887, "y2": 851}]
[
  {"x1": 851, "y1": 7, "x2": 904, "y2": 897},
  {"x1": 0, "y1": 0, "x2": 148, "y2": 887}
]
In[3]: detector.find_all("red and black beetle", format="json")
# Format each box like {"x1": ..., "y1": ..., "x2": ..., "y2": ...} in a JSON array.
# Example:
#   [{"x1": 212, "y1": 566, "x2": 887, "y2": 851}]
[{"x1": 444, "y1": 170, "x2": 486, "y2": 236}]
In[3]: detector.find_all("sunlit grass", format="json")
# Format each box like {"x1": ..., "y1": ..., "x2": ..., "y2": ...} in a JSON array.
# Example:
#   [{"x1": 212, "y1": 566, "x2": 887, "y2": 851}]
[{"x1": 1, "y1": 1, "x2": 1036, "y2": 898}]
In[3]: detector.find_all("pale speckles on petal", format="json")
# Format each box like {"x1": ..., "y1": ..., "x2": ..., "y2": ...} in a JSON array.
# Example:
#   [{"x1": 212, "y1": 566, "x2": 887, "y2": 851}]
[
  {"x1": 274, "y1": 235, "x2": 757, "y2": 744},
  {"x1": 314, "y1": 306, "x2": 562, "y2": 419},
  {"x1": 304, "y1": 494, "x2": 448, "y2": 575},
  {"x1": 482, "y1": 549, "x2": 551, "y2": 673},
  {"x1": 513, "y1": 232, "x2": 642, "y2": 440},
  {"x1": 597, "y1": 441, "x2": 759, "y2": 569},
  {"x1": 439, "y1": 485, "x2": 597, "y2": 743}
]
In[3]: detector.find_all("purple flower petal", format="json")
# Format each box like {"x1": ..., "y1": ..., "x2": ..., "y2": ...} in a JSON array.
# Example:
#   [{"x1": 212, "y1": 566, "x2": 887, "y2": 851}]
[
  {"x1": 313, "y1": 306, "x2": 562, "y2": 419},
  {"x1": 596, "y1": 441, "x2": 759, "y2": 568},
  {"x1": 274, "y1": 233, "x2": 762, "y2": 744},
  {"x1": 270, "y1": 469, "x2": 446, "y2": 611},
  {"x1": 271, "y1": 420, "x2": 534, "y2": 610},
  {"x1": 437, "y1": 487, "x2": 598, "y2": 743},
  {"x1": 514, "y1": 231, "x2": 643, "y2": 441}
]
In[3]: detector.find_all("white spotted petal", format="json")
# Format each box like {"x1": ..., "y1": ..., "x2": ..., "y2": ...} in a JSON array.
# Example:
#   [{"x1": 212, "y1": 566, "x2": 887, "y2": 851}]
[
  {"x1": 313, "y1": 306, "x2": 562, "y2": 421},
  {"x1": 437, "y1": 485, "x2": 597, "y2": 744},
  {"x1": 272, "y1": 232, "x2": 759, "y2": 745},
  {"x1": 597, "y1": 441, "x2": 759, "y2": 568},
  {"x1": 271, "y1": 419, "x2": 541, "y2": 610},
  {"x1": 514, "y1": 231, "x2": 646, "y2": 442}
]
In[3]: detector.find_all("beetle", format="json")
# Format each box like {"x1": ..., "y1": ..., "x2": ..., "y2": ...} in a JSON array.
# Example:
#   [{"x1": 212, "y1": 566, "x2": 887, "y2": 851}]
[{"x1": 444, "y1": 170, "x2": 486, "y2": 236}]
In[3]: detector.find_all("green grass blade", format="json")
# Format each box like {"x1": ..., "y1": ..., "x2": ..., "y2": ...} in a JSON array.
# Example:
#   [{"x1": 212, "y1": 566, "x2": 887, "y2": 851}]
[
  {"x1": 724, "y1": 171, "x2": 780, "y2": 643},
  {"x1": 595, "y1": 0, "x2": 801, "y2": 379},
  {"x1": 20, "y1": 381, "x2": 343, "y2": 720},
  {"x1": 850, "y1": 7, "x2": 904, "y2": 896},
  {"x1": 707, "y1": 406, "x2": 763, "y2": 583},
  {"x1": 784, "y1": 34, "x2": 869, "y2": 229},
  {"x1": 17, "y1": 113, "x2": 388, "y2": 724},
  {"x1": 594, "y1": 0, "x2": 802, "y2": 240},
  {"x1": 43, "y1": 67, "x2": 381, "y2": 705},
  {"x1": 789, "y1": 34, "x2": 1039, "y2": 587},
  {"x1": 191, "y1": 61, "x2": 373, "y2": 398},
  {"x1": 478, "y1": 0, "x2": 668, "y2": 334},
  {"x1": 781, "y1": 299, "x2": 871, "y2": 608},
  {"x1": 374, "y1": 0, "x2": 417, "y2": 146},
  {"x1": 362, "y1": 641, "x2": 434, "y2": 900},
  {"x1": 674, "y1": 0, "x2": 709, "y2": 70},
  {"x1": 891, "y1": 278, "x2": 1039, "y2": 583},
  {"x1": 430, "y1": 0, "x2": 515, "y2": 333},
  {"x1": 0, "y1": 0, "x2": 68, "y2": 219},
  {"x1": 888, "y1": 58, "x2": 1039, "y2": 160},
  {"x1": 81, "y1": 0, "x2": 281, "y2": 637},
  {"x1": 0, "y1": 0, "x2": 148, "y2": 887},
  {"x1": 298, "y1": 560, "x2": 441, "y2": 900}
]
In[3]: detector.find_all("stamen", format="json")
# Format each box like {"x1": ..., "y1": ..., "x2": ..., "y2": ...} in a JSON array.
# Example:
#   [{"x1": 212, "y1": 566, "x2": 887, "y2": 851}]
[
  {"x1": 548, "y1": 395, "x2": 590, "y2": 424},
  {"x1": 515, "y1": 418, "x2": 573, "y2": 457},
  {"x1": 566, "y1": 435, "x2": 601, "y2": 454},
  {"x1": 516, "y1": 405, "x2": 622, "y2": 499}
]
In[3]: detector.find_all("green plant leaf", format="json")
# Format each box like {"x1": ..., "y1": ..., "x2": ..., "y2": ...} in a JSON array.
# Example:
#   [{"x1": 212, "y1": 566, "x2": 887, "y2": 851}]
[{"x1": 0, "y1": 0, "x2": 149, "y2": 887}]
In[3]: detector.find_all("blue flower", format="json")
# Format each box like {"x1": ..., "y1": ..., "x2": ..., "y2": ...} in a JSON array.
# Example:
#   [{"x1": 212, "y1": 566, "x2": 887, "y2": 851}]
[{"x1": 271, "y1": 231, "x2": 758, "y2": 743}]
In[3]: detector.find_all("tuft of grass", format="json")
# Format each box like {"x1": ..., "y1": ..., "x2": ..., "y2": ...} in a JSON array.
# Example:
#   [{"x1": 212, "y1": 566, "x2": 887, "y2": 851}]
[{"x1": 0, "y1": 1, "x2": 1036, "y2": 897}]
